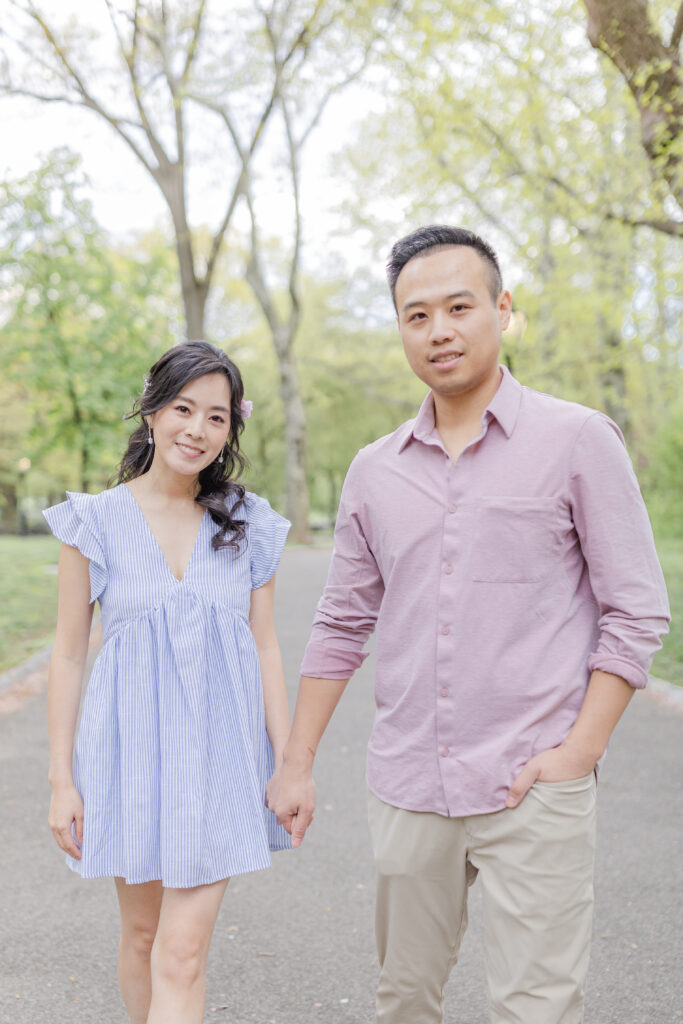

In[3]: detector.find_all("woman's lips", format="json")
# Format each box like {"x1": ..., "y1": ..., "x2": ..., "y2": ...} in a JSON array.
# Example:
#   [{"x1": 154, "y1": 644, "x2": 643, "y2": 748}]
[{"x1": 175, "y1": 442, "x2": 204, "y2": 457}]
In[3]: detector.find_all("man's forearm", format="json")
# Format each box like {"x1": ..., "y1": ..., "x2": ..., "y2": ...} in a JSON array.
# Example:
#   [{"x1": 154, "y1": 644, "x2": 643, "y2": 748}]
[
  {"x1": 506, "y1": 669, "x2": 636, "y2": 805},
  {"x1": 283, "y1": 675, "x2": 350, "y2": 769},
  {"x1": 563, "y1": 668, "x2": 635, "y2": 763}
]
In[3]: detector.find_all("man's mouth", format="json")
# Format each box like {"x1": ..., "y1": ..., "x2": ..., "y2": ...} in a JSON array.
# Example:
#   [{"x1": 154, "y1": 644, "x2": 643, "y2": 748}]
[{"x1": 431, "y1": 351, "x2": 463, "y2": 365}]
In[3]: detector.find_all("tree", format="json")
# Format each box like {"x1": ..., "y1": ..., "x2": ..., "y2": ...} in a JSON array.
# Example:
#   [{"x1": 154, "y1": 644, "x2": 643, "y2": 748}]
[
  {"x1": 332, "y1": 0, "x2": 683, "y2": 456},
  {"x1": 0, "y1": 0, "x2": 403, "y2": 539},
  {"x1": 583, "y1": 0, "x2": 683, "y2": 217},
  {"x1": 0, "y1": 151, "x2": 177, "y2": 493}
]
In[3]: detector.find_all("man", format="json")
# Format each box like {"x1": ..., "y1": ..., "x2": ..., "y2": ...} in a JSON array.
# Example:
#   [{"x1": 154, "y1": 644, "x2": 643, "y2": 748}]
[{"x1": 267, "y1": 225, "x2": 670, "y2": 1024}]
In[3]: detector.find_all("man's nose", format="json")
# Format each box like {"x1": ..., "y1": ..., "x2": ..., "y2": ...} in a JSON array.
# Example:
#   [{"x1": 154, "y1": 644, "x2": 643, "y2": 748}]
[{"x1": 428, "y1": 310, "x2": 455, "y2": 344}]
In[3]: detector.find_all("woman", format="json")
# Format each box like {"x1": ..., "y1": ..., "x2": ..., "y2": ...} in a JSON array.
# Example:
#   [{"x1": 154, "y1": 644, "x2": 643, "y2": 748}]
[{"x1": 43, "y1": 340, "x2": 291, "y2": 1024}]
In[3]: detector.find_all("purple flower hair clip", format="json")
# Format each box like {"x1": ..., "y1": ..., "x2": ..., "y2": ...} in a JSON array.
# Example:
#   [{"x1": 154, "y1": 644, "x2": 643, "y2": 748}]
[{"x1": 240, "y1": 399, "x2": 253, "y2": 419}]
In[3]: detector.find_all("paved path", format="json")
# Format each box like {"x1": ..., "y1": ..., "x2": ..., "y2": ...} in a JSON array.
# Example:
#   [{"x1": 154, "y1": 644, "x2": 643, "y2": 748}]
[{"x1": 1, "y1": 548, "x2": 681, "y2": 1024}]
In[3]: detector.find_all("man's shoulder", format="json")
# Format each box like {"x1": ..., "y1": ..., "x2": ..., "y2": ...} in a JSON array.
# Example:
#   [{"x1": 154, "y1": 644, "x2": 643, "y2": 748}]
[
  {"x1": 519, "y1": 382, "x2": 619, "y2": 440},
  {"x1": 347, "y1": 417, "x2": 416, "y2": 473}
]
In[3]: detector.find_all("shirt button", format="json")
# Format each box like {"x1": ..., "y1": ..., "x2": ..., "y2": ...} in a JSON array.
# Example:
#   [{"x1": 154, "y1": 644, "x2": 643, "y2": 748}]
[
  {"x1": 444, "y1": 564, "x2": 453, "y2": 575},
  {"x1": 440, "y1": 688, "x2": 450, "y2": 698},
  {"x1": 440, "y1": 625, "x2": 450, "y2": 636},
  {"x1": 439, "y1": 746, "x2": 449, "y2": 758},
  {"x1": 448, "y1": 504, "x2": 456, "y2": 514}
]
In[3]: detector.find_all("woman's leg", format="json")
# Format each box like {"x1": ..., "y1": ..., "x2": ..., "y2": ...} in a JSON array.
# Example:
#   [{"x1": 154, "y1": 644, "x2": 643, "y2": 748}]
[
  {"x1": 114, "y1": 878, "x2": 163, "y2": 1024},
  {"x1": 146, "y1": 877, "x2": 230, "y2": 1024}
]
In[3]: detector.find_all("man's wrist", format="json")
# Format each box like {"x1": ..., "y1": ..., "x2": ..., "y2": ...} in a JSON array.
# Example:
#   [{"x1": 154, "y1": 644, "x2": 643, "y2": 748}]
[{"x1": 560, "y1": 734, "x2": 602, "y2": 770}]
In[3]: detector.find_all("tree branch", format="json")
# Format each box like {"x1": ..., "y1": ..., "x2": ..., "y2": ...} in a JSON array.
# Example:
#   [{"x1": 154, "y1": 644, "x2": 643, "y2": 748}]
[
  {"x1": 280, "y1": 94, "x2": 302, "y2": 333},
  {"x1": 603, "y1": 212, "x2": 683, "y2": 236},
  {"x1": 182, "y1": 0, "x2": 207, "y2": 83},
  {"x1": 4, "y1": 11, "x2": 155, "y2": 176},
  {"x1": 197, "y1": 87, "x2": 279, "y2": 287},
  {"x1": 102, "y1": 0, "x2": 171, "y2": 175},
  {"x1": 671, "y1": 2, "x2": 683, "y2": 50},
  {"x1": 244, "y1": 185, "x2": 282, "y2": 339}
]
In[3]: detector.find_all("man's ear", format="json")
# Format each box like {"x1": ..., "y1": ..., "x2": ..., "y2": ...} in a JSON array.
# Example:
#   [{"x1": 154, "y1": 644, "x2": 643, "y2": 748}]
[{"x1": 498, "y1": 290, "x2": 512, "y2": 330}]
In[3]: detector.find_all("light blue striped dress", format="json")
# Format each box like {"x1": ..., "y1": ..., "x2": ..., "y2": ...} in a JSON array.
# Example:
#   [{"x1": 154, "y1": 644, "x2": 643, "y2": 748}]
[{"x1": 43, "y1": 484, "x2": 292, "y2": 888}]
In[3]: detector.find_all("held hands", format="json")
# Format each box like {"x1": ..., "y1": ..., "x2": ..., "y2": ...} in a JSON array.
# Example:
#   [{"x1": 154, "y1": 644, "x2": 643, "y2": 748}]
[
  {"x1": 505, "y1": 741, "x2": 597, "y2": 808},
  {"x1": 48, "y1": 783, "x2": 84, "y2": 859},
  {"x1": 266, "y1": 762, "x2": 316, "y2": 848}
]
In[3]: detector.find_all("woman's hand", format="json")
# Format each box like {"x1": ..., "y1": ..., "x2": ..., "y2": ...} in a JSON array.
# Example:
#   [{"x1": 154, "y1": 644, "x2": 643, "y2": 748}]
[
  {"x1": 48, "y1": 783, "x2": 84, "y2": 859},
  {"x1": 266, "y1": 762, "x2": 316, "y2": 847}
]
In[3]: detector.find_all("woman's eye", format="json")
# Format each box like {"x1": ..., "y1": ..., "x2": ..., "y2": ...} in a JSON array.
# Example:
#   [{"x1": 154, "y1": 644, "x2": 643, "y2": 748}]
[{"x1": 175, "y1": 405, "x2": 189, "y2": 413}]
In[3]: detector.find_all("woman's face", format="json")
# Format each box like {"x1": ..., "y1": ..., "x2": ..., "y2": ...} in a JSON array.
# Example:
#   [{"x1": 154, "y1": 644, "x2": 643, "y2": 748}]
[{"x1": 147, "y1": 372, "x2": 232, "y2": 478}]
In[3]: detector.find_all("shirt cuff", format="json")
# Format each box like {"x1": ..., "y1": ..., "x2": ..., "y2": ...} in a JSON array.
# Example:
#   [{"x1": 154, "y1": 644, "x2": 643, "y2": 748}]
[
  {"x1": 587, "y1": 654, "x2": 649, "y2": 690},
  {"x1": 300, "y1": 640, "x2": 369, "y2": 680}
]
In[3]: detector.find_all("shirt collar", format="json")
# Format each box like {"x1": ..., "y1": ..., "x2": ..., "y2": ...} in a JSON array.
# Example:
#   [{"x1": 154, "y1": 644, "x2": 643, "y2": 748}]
[{"x1": 397, "y1": 365, "x2": 522, "y2": 453}]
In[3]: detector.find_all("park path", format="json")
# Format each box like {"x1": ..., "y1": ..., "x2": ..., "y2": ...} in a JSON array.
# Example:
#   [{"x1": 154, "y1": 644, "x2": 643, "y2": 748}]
[{"x1": 1, "y1": 547, "x2": 682, "y2": 1024}]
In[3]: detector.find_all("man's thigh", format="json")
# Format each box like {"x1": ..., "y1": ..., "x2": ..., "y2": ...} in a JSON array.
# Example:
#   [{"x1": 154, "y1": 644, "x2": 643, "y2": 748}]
[
  {"x1": 367, "y1": 791, "x2": 475, "y2": 1024},
  {"x1": 468, "y1": 773, "x2": 597, "y2": 1024}
]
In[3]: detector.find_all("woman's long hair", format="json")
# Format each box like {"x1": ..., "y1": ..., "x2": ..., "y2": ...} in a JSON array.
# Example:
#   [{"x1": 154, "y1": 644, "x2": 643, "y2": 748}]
[{"x1": 115, "y1": 341, "x2": 248, "y2": 550}]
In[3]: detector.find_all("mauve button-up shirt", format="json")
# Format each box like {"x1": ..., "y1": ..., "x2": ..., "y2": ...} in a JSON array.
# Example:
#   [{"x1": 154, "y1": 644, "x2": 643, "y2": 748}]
[{"x1": 300, "y1": 367, "x2": 670, "y2": 817}]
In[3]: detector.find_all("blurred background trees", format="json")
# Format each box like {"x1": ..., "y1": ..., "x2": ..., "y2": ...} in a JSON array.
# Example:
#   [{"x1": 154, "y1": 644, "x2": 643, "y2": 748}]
[{"x1": 0, "y1": 0, "x2": 681, "y2": 539}]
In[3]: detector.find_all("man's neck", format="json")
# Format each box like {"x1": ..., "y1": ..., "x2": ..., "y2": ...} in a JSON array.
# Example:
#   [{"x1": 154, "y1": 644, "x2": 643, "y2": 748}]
[{"x1": 433, "y1": 367, "x2": 502, "y2": 462}]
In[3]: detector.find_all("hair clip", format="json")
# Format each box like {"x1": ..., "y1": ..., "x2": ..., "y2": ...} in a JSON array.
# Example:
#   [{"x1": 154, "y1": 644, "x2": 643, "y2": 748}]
[{"x1": 240, "y1": 399, "x2": 253, "y2": 418}]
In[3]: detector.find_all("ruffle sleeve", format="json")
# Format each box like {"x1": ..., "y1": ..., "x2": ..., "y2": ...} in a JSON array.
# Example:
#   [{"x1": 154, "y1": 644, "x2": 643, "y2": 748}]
[
  {"x1": 245, "y1": 492, "x2": 291, "y2": 590},
  {"x1": 43, "y1": 492, "x2": 107, "y2": 604}
]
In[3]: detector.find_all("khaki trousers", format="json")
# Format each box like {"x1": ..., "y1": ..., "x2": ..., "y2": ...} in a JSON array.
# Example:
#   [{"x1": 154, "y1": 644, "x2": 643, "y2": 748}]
[{"x1": 368, "y1": 774, "x2": 596, "y2": 1024}]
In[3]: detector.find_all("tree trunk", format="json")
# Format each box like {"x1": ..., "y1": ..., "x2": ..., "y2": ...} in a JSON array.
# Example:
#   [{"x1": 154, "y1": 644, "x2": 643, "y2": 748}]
[
  {"x1": 158, "y1": 165, "x2": 209, "y2": 340},
  {"x1": 274, "y1": 330, "x2": 311, "y2": 543},
  {"x1": 583, "y1": 0, "x2": 683, "y2": 209},
  {"x1": 0, "y1": 483, "x2": 18, "y2": 534},
  {"x1": 81, "y1": 437, "x2": 89, "y2": 494}
]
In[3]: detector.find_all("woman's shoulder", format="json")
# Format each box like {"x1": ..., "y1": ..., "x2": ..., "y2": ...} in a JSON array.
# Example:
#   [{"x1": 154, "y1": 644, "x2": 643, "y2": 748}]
[
  {"x1": 63, "y1": 485, "x2": 125, "y2": 519},
  {"x1": 242, "y1": 491, "x2": 289, "y2": 525}
]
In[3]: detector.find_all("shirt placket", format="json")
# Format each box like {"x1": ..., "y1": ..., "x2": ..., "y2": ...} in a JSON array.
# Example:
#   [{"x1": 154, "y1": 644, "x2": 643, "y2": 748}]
[{"x1": 434, "y1": 422, "x2": 488, "y2": 814}]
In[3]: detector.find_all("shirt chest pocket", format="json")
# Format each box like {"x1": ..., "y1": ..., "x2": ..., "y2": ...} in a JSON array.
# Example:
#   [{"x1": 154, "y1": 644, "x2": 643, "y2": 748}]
[{"x1": 468, "y1": 498, "x2": 563, "y2": 584}]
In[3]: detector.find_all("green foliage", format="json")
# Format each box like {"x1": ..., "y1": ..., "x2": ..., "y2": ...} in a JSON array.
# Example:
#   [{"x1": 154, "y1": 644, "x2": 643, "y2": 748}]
[
  {"x1": 334, "y1": 0, "x2": 683, "y2": 466},
  {"x1": 0, "y1": 535, "x2": 59, "y2": 672},
  {"x1": 0, "y1": 151, "x2": 179, "y2": 508},
  {"x1": 651, "y1": 538, "x2": 683, "y2": 686},
  {"x1": 210, "y1": 270, "x2": 424, "y2": 517},
  {"x1": 642, "y1": 400, "x2": 683, "y2": 539}
]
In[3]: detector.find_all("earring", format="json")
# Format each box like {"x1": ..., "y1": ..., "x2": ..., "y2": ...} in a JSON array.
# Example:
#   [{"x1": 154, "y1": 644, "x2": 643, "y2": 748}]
[
  {"x1": 216, "y1": 450, "x2": 224, "y2": 464},
  {"x1": 147, "y1": 427, "x2": 153, "y2": 446}
]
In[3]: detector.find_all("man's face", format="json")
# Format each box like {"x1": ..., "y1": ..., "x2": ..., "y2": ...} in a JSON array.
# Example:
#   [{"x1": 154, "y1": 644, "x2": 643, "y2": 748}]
[{"x1": 394, "y1": 246, "x2": 511, "y2": 399}]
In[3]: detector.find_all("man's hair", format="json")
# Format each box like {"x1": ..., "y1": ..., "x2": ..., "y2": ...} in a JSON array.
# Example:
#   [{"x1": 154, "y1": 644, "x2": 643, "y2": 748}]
[{"x1": 386, "y1": 225, "x2": 503, "y2": 309}]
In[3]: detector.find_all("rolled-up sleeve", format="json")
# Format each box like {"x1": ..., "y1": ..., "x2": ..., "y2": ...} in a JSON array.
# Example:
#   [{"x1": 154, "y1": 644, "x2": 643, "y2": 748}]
[
  {"x1": 300, "y1": 456, "x2": 385, "y2": 680},
  {"x1": 569, "y1": 413, "x2": 670, "y2": 688}
]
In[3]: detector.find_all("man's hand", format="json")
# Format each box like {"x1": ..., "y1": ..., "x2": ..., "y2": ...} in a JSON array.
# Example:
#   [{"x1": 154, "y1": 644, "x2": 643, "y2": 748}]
[
  {"x1": 266, "y1": 762, "x2": 316, "y2": 847},
  {"x1": 506, "y1": 742, "x2": 596, "y2": 808}
]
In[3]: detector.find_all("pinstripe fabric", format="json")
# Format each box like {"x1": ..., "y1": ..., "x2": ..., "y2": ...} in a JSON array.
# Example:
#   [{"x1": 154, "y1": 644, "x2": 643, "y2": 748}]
[{"x1": 43, "y1": 484, "x2": 292, "y2": 888}]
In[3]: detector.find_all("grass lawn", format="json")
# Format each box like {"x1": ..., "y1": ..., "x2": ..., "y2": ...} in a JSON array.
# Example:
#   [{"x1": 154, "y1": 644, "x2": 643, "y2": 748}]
[
  {"x1": 0, "y1": 535, "x2": 60, "y2": 674},
  {"x1": 0, "y1": 532, "x2": 681, "y2": 686},
  {"x1": 652, "y1": 537, "x2": 683, "y2": 687}
]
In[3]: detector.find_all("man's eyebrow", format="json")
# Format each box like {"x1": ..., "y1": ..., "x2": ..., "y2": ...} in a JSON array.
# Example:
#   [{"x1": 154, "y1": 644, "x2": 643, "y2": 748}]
[
  {"x1": 400, "y1": 289, "x2": 476, "y2": 313},
  {"x1": 177, "y1": 394, "x2": 231, "y2": 413}
]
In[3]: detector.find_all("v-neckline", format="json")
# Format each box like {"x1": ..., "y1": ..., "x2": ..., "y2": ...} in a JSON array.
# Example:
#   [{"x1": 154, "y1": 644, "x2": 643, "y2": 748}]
[{"x1": 121, "y1": 483, "x2": 206, "y2": 584}]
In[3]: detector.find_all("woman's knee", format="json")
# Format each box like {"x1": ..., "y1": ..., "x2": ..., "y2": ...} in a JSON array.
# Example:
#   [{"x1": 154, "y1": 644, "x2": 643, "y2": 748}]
[
  {"x1": 151, "y1": 932, "x2": 205, "y2": 988},
  {"x1": 121, "y1": 917, "x2": 158, "y2": 962}
]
